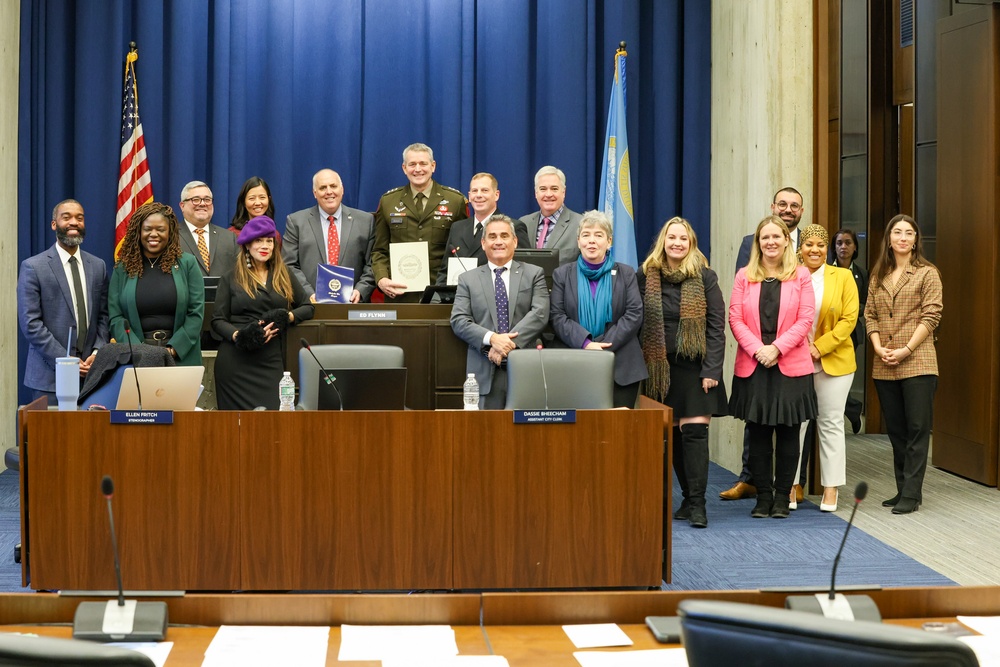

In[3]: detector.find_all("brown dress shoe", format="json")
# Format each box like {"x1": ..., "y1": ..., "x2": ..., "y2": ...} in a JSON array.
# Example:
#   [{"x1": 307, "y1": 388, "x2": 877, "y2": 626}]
[
  {"x1": 720, "y1": 481, "x2": 757, "y2": 500},
  {"x1": 792, "y1": 484, "x2": 804, "y2": 503}
]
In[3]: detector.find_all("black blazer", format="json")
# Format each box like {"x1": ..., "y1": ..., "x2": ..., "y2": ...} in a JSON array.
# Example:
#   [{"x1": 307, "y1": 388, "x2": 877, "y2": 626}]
[
  {"x1": 549, "y1": 261, "x2": 648, "y2": 386},
  {"x1": 436, "y1": 213, "x2": 530, "y2": 284}
]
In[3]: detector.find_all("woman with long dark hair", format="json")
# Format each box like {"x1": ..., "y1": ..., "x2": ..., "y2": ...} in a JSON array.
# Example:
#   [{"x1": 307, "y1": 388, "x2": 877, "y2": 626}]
[
  {"x1": 865, "y1": 214, "x2": 942, "y2": 514},
  {"x1": 230, "y1": 176, "x2": 275, "y2": 232},
  {"x1": 108, "y1": 202, "x2": 204, "y2": 365},
  {"x1": 830, "y1": 228, "x2": 868, "y2": 433}
]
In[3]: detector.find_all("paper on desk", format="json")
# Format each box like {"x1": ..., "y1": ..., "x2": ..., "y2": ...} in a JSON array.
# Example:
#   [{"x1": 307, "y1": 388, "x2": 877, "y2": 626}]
[
  {"x1": 338, "y1": 624, "x2": 459, "y2": 661},
  {"x1": 960, "y1": 635, "x2": 1000, "y2": 666},
  {"x1": 109, "y1": 642, "x2": 173, "y2": 667},
  {"x1": 203, "y1": 625, "x2": 329, "y2": 667},
  {"x1": 563, "y1": 623, "x2": 634, "y2": 648},
  {"x1": 382, "y1": 657, "x2": 510, "y2": 667},
  {"x1": 573, "y1": 648, "x2": 688, "y2": 667},
  {"x1": 958, "y1": 616, "x2": 1000, "y2": 636}
]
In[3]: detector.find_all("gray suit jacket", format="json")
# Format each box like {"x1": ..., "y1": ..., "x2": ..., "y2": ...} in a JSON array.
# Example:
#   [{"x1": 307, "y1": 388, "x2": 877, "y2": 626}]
[
  {"x1": 519, "y1": 207, "x2": 583, "y2": 265},
  {"x1": 17, "y1": 244, "x2": 109, "y2": 392},
  {"x1": 282, "y1": 205, "x2": 376, "y2": 300},
  {"x1": 450, "y1": 261, "x2": 550, "y2": 394},
  {"x1": 549, "y1": 261, "x2": 648, "y2": 386},
  {"x1": 178, "y1": 222, "x2": 239, "y2": 277}
]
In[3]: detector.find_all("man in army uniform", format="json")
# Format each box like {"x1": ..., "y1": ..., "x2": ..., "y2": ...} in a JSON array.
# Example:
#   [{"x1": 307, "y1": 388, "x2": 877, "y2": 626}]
[{"x1": 372, "y1": 143, "x2": 468, "y2": 300}]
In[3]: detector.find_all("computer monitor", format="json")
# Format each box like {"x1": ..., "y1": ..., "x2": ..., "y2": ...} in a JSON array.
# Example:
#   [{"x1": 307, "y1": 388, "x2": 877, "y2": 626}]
[
  {"x1": 316, "y1": 368, "x2": 408, "y2": 410},
  {"x1": 203, "y1": 276, "x2": 220, "y2": 303},
  {"x1": 513, "y1": 248, "x2": 559, "y2": 288}
]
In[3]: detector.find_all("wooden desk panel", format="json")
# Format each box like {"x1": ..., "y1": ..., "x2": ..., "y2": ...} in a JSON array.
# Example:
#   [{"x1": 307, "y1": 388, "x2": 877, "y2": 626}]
[
  {"x1": 452, "y1": 411, "x2": 663, "y2": 589},
  {"x1": 25, "y1": 412, "x2": 241, "y2": 591},
  {"x1": 240, "y1": 412, "x2": 454, "y2": 590}
]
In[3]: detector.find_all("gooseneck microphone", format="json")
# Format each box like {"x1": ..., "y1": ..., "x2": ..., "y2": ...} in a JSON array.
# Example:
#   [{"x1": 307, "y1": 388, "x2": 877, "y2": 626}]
[
  {"x1": 102, "y1": 476, "x2": 125, "y2": 608},
  {"x1": 300, "y1": 338, "x2": 343, "y2": 410},
  {"x1": 536, "y1": 344, "x2": 550, "y2": 409},
  {"x1": 830, "y1": 480, "x2": 868, "y2": 599},
  {"x1": 73, "y1": 476, "x2": 168, "y2": 641},
  {"x1": 123, "y1": 320, "x2": 143, "y2": 410},
  {"x1": 784, "y1": 480, "x2": 881, "y2": 622}
]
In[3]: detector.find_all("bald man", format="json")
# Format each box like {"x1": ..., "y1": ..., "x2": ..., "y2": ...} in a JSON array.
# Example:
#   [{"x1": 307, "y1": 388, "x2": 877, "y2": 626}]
[{"x1": 282, "y1": 168, "x2": 376, "y2": 303}]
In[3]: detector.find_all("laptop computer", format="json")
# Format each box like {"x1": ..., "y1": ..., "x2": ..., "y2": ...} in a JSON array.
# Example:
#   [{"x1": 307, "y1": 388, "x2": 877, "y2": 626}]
[
  {"x1": 317, "y1": 368, "x2": 408, "y2": 410},
  {"x1": 116, "y1": 366, "x2": 205, "y2": 411}
]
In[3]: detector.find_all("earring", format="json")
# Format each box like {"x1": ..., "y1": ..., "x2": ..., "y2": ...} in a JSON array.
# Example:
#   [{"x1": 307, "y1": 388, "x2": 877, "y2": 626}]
[{"x1": 245, "y1": 254, "x2": 252, "y2": 269}]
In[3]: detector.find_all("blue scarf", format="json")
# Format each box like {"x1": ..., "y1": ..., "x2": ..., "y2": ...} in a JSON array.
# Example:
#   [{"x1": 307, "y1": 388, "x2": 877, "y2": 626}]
[{"x1": 576, "y1": 249, "x2": 615, "y2": 337}]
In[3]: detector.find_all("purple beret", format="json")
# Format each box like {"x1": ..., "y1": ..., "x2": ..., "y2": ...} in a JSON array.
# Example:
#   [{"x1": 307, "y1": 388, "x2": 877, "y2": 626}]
[{"x1": 237, "y1": 216, "x2": 278, "y2": 245}]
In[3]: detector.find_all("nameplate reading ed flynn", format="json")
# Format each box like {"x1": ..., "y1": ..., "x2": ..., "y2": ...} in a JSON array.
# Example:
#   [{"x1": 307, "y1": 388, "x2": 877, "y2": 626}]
[
  {"x1": 111, "y1": 410, "x2": 174, "y2": 425},
  {"x1": 348, "y1": 310, "x2": 398, "y2": 321},
  {"x1": 513, "y1": 410, "x2": 576, "y2": 424}
]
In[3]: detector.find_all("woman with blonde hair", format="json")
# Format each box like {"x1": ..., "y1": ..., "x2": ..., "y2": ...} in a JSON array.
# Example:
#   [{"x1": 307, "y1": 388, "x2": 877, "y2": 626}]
[
  {"x1": 108, "y1": 202, "x2": 204, "y2": 365},
  {"x1": 212, "y1": 216, "x2": 314, "y2": 410},
  {"x1": 638, "y1": 217, "x2": 727, "y2": 528},
  {"x1": 793, "y1": 224, "x2": 859, "y2": 512},
  {"x1": 729, "y1": 215, "x2": 817, "y2": 519},
  {"x1": 866, "y1": 214, "x2": 942, "y2": 515}
]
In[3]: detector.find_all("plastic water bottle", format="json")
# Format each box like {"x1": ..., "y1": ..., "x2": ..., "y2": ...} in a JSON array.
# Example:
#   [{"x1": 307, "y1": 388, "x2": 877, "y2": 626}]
[
  {"x1": 278, "y1": 371, "x2": 296, "y2": 411},
  {"x1": 463, "y1": 373, "x2": 479, "y2": 410}
]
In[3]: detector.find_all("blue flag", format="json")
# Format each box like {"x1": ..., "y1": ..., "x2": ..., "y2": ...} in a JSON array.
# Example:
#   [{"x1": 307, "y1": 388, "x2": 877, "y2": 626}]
[{"x1": 599, "y1": 47, "x2": 638, "y2": 268}]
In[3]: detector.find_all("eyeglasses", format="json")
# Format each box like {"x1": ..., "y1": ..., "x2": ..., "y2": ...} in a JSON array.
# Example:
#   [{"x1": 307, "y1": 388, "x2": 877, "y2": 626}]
[
  {"x1": 890, "y1": 228, "x2": 916, "y2": 238},
  {"x1": 183, "y1": 197, "x2": 213, "y2": 205},
  {"x1": 774, "y1": 201, "x2": 802, "y2": 212}
]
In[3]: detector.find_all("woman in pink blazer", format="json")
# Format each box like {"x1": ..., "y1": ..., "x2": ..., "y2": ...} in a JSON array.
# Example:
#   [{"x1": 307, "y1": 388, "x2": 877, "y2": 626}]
[{"x1": 729, "y1": 215, "x2": 818, "y2": 519}]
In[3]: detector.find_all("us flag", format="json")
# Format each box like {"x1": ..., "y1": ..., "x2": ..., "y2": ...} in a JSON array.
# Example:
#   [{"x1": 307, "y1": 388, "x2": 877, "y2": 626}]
[{"x1": 115, "y1": 42, "x2": 153, "y2": 259}]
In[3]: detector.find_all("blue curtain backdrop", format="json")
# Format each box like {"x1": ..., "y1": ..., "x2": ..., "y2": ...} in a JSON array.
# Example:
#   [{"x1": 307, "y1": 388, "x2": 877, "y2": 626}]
[{"x1": 17, "y1": 0, "x2": 711, "y2": 402}]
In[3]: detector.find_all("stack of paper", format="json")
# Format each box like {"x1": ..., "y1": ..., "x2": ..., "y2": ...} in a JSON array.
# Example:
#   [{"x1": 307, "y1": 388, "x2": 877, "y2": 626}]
[{"x1": 202, "y1": 626, "x2": 329, "y2": 666}]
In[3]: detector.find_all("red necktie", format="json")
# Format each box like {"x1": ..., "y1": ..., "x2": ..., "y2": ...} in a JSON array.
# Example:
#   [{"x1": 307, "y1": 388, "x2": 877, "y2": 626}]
[{"x1": 327, "y1": 215, "x2": 340, "y2": 265}]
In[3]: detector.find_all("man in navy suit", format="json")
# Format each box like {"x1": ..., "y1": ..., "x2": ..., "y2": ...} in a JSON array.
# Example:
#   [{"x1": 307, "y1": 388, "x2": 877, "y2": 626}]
[
  {"x1": 450, "y1": 214, "x2": 549, "y2": 409},
  {"x1": 282, "y1": 168, "x2": 376, "y2": 303},
  {"x1": 436, "y1": 172, "x2": 529, "y2": 285},
  {"x1": 17, "y1": 200, "x2": 109, "y2": 403},
  {"x1": 519, "y1": 165, "x2": 582, "y2": 266}
]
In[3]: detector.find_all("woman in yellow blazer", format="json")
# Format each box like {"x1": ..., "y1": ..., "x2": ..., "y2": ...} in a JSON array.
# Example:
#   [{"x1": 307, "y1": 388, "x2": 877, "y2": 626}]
[{"x1": 793, "y1": 225, "x2": 859, "y2": 511}]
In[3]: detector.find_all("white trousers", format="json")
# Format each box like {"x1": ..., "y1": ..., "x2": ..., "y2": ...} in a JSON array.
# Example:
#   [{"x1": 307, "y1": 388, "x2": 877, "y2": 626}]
[{"x1": 795, "y1": 369, "x2": 855, "y2": 487}]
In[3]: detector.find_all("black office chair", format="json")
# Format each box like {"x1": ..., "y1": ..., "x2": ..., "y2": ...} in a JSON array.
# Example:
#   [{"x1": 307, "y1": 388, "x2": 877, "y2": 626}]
[
  {"x1": 297, "y1": 344, "x2": 405, "y2": 410},
  {"x1": 0, "y1": 632, "x2": 155, "y2": 665},
  {"x1": 678, "y1": 600, "x2": 979, "y2": 667}
]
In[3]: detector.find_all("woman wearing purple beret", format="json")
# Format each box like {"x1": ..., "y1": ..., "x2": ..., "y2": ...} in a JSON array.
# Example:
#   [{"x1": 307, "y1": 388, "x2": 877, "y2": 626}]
[{"x1": 212, "y1": 216, "x2": 314, "y2": 409}]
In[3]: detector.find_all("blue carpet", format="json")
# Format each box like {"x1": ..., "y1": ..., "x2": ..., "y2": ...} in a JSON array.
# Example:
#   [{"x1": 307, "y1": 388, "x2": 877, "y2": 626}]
[
  {"x1": 663, "y1": 462, "x2": 956, "y2": 590},
  {"x1": 0, "y1": 466, "x2": 954, "y2": 593}
]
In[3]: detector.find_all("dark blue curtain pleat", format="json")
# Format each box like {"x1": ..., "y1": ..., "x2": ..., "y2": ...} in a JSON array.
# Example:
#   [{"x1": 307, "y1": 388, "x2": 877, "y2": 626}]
[{"x1": 16, "y1": 0, "x2": 712, "y2": 404}]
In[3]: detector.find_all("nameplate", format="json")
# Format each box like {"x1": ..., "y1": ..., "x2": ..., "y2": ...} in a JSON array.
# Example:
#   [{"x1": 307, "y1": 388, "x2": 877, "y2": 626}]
[
  {"x1": 110, "y1": 410, "x2": 174, "y2": 425},
  {"x1": 513, "y1": 410, "x2": 576, "y2": 424},
  {"x1": 348, "y1": 310, "x2": 397, "y2": 321}
]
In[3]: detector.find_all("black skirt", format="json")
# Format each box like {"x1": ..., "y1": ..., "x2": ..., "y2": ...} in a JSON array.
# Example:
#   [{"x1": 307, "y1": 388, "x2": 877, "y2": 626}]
[
  {"x1": 729, "y1": 364, "x2": 817, "y2": 426},
  {"x1": 660, "y1": 354, "x2": 729, "y2": 419}
]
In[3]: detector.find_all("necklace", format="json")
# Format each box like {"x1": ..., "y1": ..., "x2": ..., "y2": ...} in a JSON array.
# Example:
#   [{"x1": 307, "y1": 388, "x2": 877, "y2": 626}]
[
  {"x1": 147, "y1": 255, "x2": 161, "y2": 268},
  {"x1": 763, "y1": 276, "x2": 777, "y2": 283}
]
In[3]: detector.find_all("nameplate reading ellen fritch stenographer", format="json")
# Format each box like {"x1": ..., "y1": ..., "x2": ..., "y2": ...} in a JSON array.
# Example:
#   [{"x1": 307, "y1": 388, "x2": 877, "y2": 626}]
[
  {"x1": 513, "y1": 410, "x2": 576, "y2": 424},
  {"x1": 110, "y1": 410, "x2": 173, "y2": 425}
]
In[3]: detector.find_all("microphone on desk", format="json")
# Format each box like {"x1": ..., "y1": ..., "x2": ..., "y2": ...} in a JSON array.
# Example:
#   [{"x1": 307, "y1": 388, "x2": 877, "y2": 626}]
[
  {"x1": 73, "y1": 476, "x2": 168, "y2": 642},
  {"x1": 785, "y1": 481, "x2": 881, "y2": 622},
  {"x1": 536, "y1": 344, "x2": 550, "y2": 409},
  {"x1": 299, "y1": 338, "x2": 343, "y2": 410},
  {"x1": 123, "y1": 320, "x2": 143, "y2": 410}
]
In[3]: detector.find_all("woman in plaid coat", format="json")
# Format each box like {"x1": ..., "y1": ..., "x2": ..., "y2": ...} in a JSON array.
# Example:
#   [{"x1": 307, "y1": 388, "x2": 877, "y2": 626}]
[{"x1": 865, "y1": 214, "x2": 943, "y2": 515}]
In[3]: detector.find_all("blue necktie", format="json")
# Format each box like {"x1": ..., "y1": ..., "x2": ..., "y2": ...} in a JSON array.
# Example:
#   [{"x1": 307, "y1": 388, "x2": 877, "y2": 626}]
[{"x1": 494, "y1": 267, "x2": 509, "y2": 334}]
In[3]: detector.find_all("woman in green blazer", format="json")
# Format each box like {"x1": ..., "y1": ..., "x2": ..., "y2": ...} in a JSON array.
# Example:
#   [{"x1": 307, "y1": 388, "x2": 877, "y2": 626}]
[{"x1": 109, "y1": 202, "x2": 204, "y2": 366}]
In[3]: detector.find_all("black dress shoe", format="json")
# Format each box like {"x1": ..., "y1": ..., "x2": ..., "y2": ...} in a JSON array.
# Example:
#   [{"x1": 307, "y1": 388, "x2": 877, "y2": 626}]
[
  {"x1": 882, "y1": 494, "x2": 901, "y2": 507},
  {"x1": 848, "y1": 413, "x2": 862, "y2": 434},
  {"x1": 892, "y1": 497, "x2": 920, "y2": 514},
  {"x1": 770, "y1": 496, "x2": 790, "y2": 519},
  {"x1": 688, "y1": 506, "x2": 708, "y2": 529},
  {"x1": 751, "y1": 496, "x2": 773, "y2": 518},
  {"x1": 673, "y1": 500, "x2": 692, "y2": 521}
]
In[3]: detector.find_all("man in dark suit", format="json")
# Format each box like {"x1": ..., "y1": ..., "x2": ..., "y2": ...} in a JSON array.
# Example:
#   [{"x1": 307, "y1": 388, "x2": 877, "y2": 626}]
[
  {"x1": 177, "y1": 181, "x2": 239, "y2": 278},
  {"x1": 17, "y1": 199, "x2": 109, "y2": 403},
  {"x1": 723, "y1": 185, "x2": 806, "y2": 501},
  {"x1": 436, "y1": 172, "x2": 529, "y2": 285},
  {"x1": 372, "y1": 143, "x2": 468, "y2": 300},
  {"x1": 451, "y1": 214, "x2": 549, "y2": 409},
  {"x1": 519, "y1": 165, "x2": 582, "y2": 266},
  {"x1": 282, "y1": 169, "x2": 376, "y2": 303}
]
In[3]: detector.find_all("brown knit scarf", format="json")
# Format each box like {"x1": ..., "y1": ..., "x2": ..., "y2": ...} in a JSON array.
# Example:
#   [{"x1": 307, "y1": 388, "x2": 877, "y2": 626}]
[{"x1": 641, "y1": 266, "x2": 708, "y2": 401}]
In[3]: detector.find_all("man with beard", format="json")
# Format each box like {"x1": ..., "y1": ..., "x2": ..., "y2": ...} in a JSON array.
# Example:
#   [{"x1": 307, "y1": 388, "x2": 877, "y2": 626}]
[
  {"x1": 17, "y1": 200, "x2": 109, "y2": 403},
  {"x1": 721, "y1": 186, "x2": 806, "y2": 501}
]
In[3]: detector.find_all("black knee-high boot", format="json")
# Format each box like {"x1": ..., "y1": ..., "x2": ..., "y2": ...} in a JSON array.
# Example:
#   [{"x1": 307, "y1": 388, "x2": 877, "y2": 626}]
[
  {"x1": 670, "y1": 425, "x2": 690, "y2": 520},
  {"x1": 681, "y1": 423, "x2": 710, "y2": 528}
]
